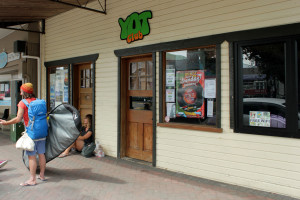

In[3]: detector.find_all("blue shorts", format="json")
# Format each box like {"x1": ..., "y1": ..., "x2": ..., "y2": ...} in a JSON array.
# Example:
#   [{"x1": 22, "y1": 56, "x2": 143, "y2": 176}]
[{"x1": 26, "y1": 139, "x2": 46, "y2": 156}]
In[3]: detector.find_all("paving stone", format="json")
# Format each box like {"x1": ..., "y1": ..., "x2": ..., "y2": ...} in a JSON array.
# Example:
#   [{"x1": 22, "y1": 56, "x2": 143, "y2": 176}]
[{"x1": 0, "y1": 131, "x2": 298, "y2": 200}]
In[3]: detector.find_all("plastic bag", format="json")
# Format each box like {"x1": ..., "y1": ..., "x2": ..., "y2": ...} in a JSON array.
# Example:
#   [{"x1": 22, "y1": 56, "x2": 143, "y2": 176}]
[
  {"x1": 94, "y1": 141, "x2": 105, "y2": 157},
  {"x1": 16, "y1": 132, "x2": 35, "y2": 151}
]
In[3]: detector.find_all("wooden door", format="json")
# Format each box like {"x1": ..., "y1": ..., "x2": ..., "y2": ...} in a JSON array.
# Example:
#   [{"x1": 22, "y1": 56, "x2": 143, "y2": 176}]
[
  {"x1": 126, "y1": 57, "x2": 153, "y2": 162},
  {"x1": 77, "y1": 64, "x2": 93, "y2": 121}
]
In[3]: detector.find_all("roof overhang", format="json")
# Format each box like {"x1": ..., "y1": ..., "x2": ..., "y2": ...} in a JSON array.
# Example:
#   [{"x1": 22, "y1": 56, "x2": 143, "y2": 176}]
[{"x1": 0, "y1": 0, "x2": 106, "y2": 34}]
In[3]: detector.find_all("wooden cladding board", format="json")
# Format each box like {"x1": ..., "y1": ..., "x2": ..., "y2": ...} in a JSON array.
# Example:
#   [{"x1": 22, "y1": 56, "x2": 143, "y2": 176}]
[{"x1": 44, "y1": 0, "x2": 300, "y2": 198}]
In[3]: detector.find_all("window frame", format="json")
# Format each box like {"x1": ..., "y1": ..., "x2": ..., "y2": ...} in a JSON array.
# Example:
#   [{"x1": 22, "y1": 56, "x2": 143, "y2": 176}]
[
  {"x1": 157, "y1": 45, "x2": 222, "y2": 133},
  {"x1": 234, "y1": 36, "x2": 300, "y2": 138}
]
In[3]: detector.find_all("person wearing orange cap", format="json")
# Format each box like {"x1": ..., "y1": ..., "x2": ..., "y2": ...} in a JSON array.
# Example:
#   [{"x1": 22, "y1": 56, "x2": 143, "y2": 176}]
[{"x1": 0, "y1": 83, "x2": 47, "y2": 186}]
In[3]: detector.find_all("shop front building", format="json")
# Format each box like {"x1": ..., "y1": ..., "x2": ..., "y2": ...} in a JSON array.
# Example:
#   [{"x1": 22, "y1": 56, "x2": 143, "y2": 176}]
[
  {"x1": 0, "y1": 24, "x2": 40, "y2": 118},
  {"x1": 41, "y1": 0, "x2": 300, "y2": 198}
]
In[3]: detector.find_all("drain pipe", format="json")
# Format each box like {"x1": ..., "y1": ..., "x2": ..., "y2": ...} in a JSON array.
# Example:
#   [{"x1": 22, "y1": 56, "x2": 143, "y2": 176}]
[{"x1": 21, "y1": 53, "x2": 41, "y2": 99}]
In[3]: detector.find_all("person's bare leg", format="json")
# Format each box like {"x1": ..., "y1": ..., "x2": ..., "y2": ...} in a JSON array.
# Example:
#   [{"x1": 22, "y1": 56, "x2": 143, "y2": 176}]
[
  {"x1": 59, "y1": 143, "x2": 75, "y2": 157},
  {"x1": 21, "y1": 155, "x2": 37, "y2": 185},
  {"x1": 38, "y1": 154, "x2": 46, "y2": 180},
  {"x1": 75, "y1": 139, "x2": 84, "y2": 151}
]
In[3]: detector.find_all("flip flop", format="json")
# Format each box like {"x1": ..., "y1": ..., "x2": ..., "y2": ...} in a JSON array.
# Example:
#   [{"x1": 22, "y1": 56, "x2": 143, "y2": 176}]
[
  {"x1": 20, "y1": 182, "x2": 36, "y2": 186},
  {"x1": 58, "y1": 153, "x2": 69, "y2": 158},
  {"x1": 37, "y1": 176, "x2": 47, "y2": 181}
]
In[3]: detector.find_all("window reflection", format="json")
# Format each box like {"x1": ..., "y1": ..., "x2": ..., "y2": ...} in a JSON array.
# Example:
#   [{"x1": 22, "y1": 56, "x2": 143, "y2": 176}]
[
  {"x1": 49, "y1": 66, "x2": 69, "y2": 110},
  {"x1": 165, "y1": 46, "x2": 217, "y2": 126},
  {"x1": 129, "y1": 60, "x2": 153, "y2": 90},
  {"x1": 130, "y1": 96, "x2": 152, "y2": 110},
  {"x1": 242, "y1": 42, "x2": 286, "y2": 128}
]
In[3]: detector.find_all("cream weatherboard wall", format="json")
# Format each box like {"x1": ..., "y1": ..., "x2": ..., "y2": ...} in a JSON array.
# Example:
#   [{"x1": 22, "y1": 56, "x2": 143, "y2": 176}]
[{"x1": 43, "y1": 0, "x2": 300, "y2": 198}]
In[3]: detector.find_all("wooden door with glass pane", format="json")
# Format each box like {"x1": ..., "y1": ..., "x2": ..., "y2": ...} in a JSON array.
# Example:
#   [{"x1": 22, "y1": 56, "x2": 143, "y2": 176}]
[
  {"x1": 126, "y1": 56, "x2": 153, "y2": 162},
  {"x1": 77, "y1": 64, "x2": 93, "y2": 121}
]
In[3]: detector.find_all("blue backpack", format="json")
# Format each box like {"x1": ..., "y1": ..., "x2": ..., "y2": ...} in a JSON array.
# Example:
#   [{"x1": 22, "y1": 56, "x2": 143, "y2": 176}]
[{"x1": 22, "y1": 99, "x2": 48, "y2": 140}]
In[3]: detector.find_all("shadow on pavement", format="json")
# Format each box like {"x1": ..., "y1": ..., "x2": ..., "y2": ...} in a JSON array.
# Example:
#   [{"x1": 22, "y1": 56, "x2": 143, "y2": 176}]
[{"x1": 45, "y1": 167, "x2": 126, "y2": 184}]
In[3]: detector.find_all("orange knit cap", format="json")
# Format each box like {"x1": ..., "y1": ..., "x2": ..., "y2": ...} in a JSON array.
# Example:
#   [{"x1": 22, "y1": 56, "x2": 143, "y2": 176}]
[{"x1": 21, "y1": 83, "x2": 34, "y2": 94}]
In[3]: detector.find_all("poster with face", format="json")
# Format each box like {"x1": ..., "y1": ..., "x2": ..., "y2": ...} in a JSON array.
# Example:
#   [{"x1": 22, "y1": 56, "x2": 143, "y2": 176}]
[{"x1": 176, "y1": 70, "x2": 205, "y2": 118}]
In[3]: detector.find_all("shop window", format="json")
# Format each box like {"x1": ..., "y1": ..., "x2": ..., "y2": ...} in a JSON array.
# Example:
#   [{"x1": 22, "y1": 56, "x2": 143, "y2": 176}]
[
  {"x1": 162, "y1": 46, "x2": 219, "y2": 128},
  {"x1": 48, "y1": 66, "x2": 69, "y2": 110},
  {"x1": 235, "y1": 37, "x2": 300, "y2": 138},
  {"x1": 0, "y1": 82, "x2": 10, "y2": 106}
]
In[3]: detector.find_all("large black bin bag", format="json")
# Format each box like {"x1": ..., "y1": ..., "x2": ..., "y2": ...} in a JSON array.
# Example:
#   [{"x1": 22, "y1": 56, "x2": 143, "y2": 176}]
[{"x1": 23, "y1": 103, "x2": 82, "y2": 168}]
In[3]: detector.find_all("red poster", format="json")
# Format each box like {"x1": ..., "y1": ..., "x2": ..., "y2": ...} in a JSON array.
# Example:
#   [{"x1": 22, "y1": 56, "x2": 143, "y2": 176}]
[{"x1": 176, "y1": 70, "x2": 205, "y2": 118}]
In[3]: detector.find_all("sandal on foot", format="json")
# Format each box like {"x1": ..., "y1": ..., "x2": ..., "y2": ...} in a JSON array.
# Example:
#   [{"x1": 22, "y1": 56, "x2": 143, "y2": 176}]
[
  {"x1": 58, "y1": 153, "x2": 69, "y2": 158},
  {"x1": 20, "y1": 182, "x2": 36, "y2": 186},
  {"x1": 37, "y1": 176, "x2": 47, "y2": 181}
]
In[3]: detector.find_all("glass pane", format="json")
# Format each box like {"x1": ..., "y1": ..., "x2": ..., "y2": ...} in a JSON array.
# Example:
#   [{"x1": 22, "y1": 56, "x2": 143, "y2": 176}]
[
  {"x1": 147, "y1": 77, "x2": 152, "y2": 90},
  {"x1": 49, "y1": 66, "x2": 69, "y2": 109},
  {"x1": 140, "y1": 76, "x2": 146, "y2": 90},
  {"x1": 138, "y1": 62, "x2": 146, "y2": 76},
  {"x1": 81, "y1": 70, "x2": 85, "y2": 79},
  {"x1": 86, "y1": 69, "x2": 90, "y2": 78},
  {"x1": 147, "y1": 61, "x2": 152, "y2": 75},
  {"x1": 130, "y1": 96, "x2": 152, "y2": 110},
  {"x1": 242, "y1": 42, "x2": 286, "y2": 128},
  {"x1": 129, "y1": 77, "x2": 138, "y2": 90},
  {"x1": 130, "y1": 63, "x2": 137, "y2": 76},
  {"x1": 81, "y1": 79, "x2": 85, "y2": 88},
  {"x1": 0, "y1": 82, "x2": 10, "y2": 102},
  {"x1": 165, "y1": 47, "x2": 217, "y2": 126},
  {"x1": 86, "y1": 79, "x2": 90, "y2": 88}
]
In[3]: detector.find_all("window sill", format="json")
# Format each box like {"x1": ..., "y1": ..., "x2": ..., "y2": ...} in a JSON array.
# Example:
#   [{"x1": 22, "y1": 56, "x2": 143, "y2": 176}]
[{"x1": 157, "y1": 123, "x2": 223, "y2": 133}]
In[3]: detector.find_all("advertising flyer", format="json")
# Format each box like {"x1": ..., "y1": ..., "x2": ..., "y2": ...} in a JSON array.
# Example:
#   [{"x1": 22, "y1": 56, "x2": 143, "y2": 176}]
[
  {"x1": 249, "y1": 111, "x2": 270, "y2": 127},
  {"x1": 176, "y1": 70, "x2": 205, "y2": 118},
  {"x1": 166, "y1": 68, "x2": 175, "y2": 86},
  {"x1": 166, "y1": 89, "x2": 175, "y2": 102}
]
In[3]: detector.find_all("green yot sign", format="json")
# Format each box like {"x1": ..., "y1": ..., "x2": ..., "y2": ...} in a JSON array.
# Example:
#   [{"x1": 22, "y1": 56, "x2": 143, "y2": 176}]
[{"x1": 118, "y1": 10, "x2": 152, "y2": 44}]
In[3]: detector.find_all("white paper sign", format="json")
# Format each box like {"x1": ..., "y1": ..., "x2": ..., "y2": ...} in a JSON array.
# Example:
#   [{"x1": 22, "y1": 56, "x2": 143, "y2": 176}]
[
  {"x1": 167, "y1": 103, "x2": 176, "y2": 118},
  {"x1": 166, "y1": 89, "x2": 175, "y2": 102},
  {"x1": 204, "y1": 79, "x2": 216, "y2": 98},
  {"x1": 207, "y1": 99, "x2": 213, "y2": 117},
  {"x1": 166, "y1": 69, "x2": 175, "y2": 86}
]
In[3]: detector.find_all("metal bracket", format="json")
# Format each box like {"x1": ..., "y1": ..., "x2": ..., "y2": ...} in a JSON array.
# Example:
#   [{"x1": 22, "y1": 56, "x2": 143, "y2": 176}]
[
  {"x1": 50, "y1": 0, "x2": 106, "y2": 14},
  {"x1": 0, "y1": 20, "x2": 45, "y2": 34}
]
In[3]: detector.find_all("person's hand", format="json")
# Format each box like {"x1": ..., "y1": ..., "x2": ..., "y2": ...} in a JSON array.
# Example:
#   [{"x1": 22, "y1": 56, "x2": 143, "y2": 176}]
[{"x1": 0, "y1": 119, "x2": 6, "y2": 125}]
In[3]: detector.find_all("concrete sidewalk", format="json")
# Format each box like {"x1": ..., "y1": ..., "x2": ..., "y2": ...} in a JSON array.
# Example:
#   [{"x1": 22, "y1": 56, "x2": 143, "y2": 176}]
[{"x1": 0, "y1": 131, "x2": 297, "y2": 200}]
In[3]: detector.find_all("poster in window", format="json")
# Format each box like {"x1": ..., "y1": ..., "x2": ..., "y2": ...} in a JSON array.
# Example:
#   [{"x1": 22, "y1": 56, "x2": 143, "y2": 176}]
[
  {"x1": 63, "y1": 69, "x2": 68, "y2": 103},
  {"x1": 55, "y1": 70, "x2": 63, "y2": 107},
  {"x1": 176, "y1": 70, "x2": 205, "y2": 118},
  {"x1": 50, "y1": 74, "x2": 56, "y2": 109},
  {"x1": 249, "y1": 111, "x2": 270, "y2": 127}
]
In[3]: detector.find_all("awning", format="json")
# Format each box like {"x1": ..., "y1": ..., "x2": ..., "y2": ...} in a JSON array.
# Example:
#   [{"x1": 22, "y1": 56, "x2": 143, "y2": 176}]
[{"x1": 0, "y1": 0, "x2": 106, "y2": 33}]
